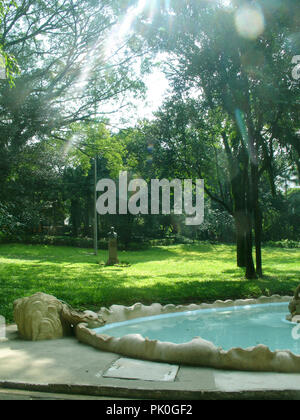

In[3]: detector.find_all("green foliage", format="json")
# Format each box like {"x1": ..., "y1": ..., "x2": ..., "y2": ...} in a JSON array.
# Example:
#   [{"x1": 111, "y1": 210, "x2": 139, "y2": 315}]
[
  {"x1": 0, "y1": 0, "x2": 145, "y2": 186},
  {"x1": 133, "y1": 0, "x2": 300, "y2": 277},
  {"x1": 261, "y1": 188, "x2": 300, "y2": 241},
  {"x1": 0, "y1": 203, "x2": 23, "y2": 238},
  {"x1": 0, "y1": 1, "x2": 19, "y2": 86},
  {"x1": 0, "y1": 232, "x2": 152, "y2": 251},
  {"x1": 266, "y1": 240, "x2": 300, "y2": 249},
  {"x1": 0, "y1": 243, "x2": 299, "y2": 322},
  {"x1": 64, "y1": 123, "x2": 126, "y2": 177},
  {"x1": 0, "y1": 0, "x2": 299, "y2": 280}
]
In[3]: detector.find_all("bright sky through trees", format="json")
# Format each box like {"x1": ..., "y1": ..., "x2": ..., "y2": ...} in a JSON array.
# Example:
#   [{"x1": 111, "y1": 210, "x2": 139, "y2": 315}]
[{"x1": 100, "y1": 0, "x2": 234, "y2": 127}]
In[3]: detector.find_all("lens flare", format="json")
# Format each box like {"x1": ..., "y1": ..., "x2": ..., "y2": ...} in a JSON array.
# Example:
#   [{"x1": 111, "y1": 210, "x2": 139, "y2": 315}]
[
  {"x1": 63, "y1": 133, "x2": 81, "y2": 156},
  {"x1": 235, "y1": 5, "x2": 265, "y2": 40},
  {"x1": 235, "y1": 109, "x2": 248, "y2": 146},
  {"x1": 74, "y1": 0, "x2": 148, "y2": 100},
  {"x1": 104, "y1": 0, "x2": 147, "y2": 58}
]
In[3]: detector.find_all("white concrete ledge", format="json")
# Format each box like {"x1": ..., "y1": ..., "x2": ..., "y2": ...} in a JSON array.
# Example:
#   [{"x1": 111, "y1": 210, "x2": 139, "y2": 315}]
[
  {"x1": 75, "y1": 296, "x2": 300, "y2": 374},
  {"x1": 96, "y1": 295, "x2": 291, "y2": 324}
]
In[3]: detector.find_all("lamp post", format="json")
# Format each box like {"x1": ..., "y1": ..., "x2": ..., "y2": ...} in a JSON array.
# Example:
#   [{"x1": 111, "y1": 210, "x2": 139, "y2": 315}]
[
  {"x1": 79, "y1": 139, "x2": 109, "y2": 257},
  {"x1": 94, "y1": 156, "x2": 98, "y2": 256}
]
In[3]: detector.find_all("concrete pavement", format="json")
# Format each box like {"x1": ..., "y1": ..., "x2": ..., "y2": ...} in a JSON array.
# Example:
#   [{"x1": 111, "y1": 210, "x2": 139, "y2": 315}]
[{"x1": 1, "y1": 325, "x2": 300, "y2": 400}]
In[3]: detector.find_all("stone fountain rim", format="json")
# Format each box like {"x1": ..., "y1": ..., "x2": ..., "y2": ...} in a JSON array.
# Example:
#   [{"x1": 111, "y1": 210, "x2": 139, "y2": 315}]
[{"x1": 75, "y1": 295, "x2": 300, "y2": 374}]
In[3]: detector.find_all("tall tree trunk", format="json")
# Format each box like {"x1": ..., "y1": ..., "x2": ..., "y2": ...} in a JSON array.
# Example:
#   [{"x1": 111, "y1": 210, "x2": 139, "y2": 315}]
[
  {"x1": 296, "y1": 158, "x2": 300, "y2": 185},
  {"x1": 70, "y1": 199, "x2": 80, "y2": 237},
  {"x1": 245, "y1": 211, "x2": 256, "y2": 279},
  {"x1": 250, "y1": 141, "x2": 263, "y2": 277},
  {"x1": 234, "y1": 211, "x2": 247, "y2": 268},
  {"x1": 221, "y1": 130, "x2": 256, "y2": 277},
  {"x1": 245, "y1": 162, "x2": 257, "y2": 280},
  {"x1": 253, "y1": 200, "x2": 263, "y2": 277},
  {"x1": 244, "y1": 102, "x2": 262, "y2": 278}
]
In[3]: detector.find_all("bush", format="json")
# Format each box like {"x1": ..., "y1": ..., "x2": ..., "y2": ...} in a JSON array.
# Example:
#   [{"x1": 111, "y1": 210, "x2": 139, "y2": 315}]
[
  {"x1": 173, "y1": 235, "x2": 195, "y2": 245},
  {"x1": 265, "y1": 240, "x2": 300, "y2": 249},
  {"x1": 0, "y1": 234, "x2": 94, "y2": 248},
  {"x1": 0, "y1": 203, "x2": 24, "y2": 240},
  {"x1": 0, "y1": 234, "x2": 153, "y2": 251},
  {"x1": 125, "y1": 241, "x2": 150, "y2": 251},
  {"x1": 149, "y1": 238, "x2": 175, "y2": 246}
]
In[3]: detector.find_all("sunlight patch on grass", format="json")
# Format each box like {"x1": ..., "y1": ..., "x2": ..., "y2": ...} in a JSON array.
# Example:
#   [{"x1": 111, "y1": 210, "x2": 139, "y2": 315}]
[{"x1": 0, "y1": 243, "x2": 299, "y2": 322}]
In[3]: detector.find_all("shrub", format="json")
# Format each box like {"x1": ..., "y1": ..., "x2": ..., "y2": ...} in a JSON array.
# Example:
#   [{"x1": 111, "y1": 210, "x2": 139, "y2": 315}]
[
  {"x1": 0, "y1": 234, "x2": 153, "y2": 251},
  {"x1": 0, "y1": 203, "x2": 24, "y2": 240},
  {"x1": 265, "y1": 240, "x2": 300, "y2": 249}
]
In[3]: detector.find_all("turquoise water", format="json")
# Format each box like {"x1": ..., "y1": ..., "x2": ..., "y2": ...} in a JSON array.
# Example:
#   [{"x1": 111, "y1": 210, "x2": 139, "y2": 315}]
[{"x1": 93, "y1": 303, "x2": 300, "y2": 354}]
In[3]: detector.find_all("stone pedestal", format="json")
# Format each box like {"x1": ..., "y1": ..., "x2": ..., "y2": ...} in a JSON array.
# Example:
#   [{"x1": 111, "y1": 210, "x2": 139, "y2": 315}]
[{"x1": 106, "y1": 238, "x2": 119, "y2": 266}]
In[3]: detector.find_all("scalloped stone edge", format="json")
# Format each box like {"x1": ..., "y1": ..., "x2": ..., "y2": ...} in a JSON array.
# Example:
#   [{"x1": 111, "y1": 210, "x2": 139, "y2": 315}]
[{"x1": 75, "y1": 295, "x2": 300, "y2": 373}]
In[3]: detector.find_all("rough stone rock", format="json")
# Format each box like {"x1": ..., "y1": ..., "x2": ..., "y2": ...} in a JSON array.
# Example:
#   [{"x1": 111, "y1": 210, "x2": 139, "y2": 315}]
[
  {"x1": 288, "y1": 285, "x2": 300, "y2": 320},
  {"x1": 14, "y1": 293, "x2": 68, "y2": 341},
  {"x1": 292, "y1": 315, "x2": 300, "y2": 324},
  {"x1": 14, "y1": 292, "x2": 105, "y2": 341}
]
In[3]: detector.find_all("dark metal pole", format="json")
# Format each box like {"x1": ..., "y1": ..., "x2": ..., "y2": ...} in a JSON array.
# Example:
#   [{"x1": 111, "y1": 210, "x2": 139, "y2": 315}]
[{"x1": 94, "y1": 156, "x2": 98, "y2": 256}]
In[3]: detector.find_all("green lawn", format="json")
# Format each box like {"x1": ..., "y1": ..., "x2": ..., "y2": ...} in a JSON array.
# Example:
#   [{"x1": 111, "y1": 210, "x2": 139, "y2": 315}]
[{"x1": 0, "y1": 243, "x2": 299, "y2": 322}]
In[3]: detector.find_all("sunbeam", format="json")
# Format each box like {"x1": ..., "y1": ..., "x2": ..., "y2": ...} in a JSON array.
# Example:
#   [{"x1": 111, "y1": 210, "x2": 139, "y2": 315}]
[
  {"x1": 104, "y1": 0, "x2": 147, "y2": 59},
  {"x1": 73, "y1": 0, "x2": 149, "y2": 114}
]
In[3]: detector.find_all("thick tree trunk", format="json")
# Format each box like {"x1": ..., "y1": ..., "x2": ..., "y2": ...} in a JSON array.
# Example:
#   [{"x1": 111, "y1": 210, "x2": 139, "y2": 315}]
[
  {"x1": 251, "y1": 151, "x2": 263, "y2": 277},
  {"x1": 254, "y1": 205, "x2": 263, "y2": 277},
  {"x1": 233, "y1": 198, "x2": 256, "y2": 278},
  {"x1": 70, "y1": 199, "x2": 80, "y2": 237},
  {"x1": 245, "y1": 211, "x2": 256, "y2": 279},
  {"x1": 235, "y1": 212, "x2": 247, "y2": 268},
  {"x1": 221, "y1": 130, "x2": 256, "y2": 278},
  {"x1": 245, "y1": 164, "x2": 257, "y2": 280},
  {"x1": 296, "y1": 159, "x2": 300, "y2": 186},
  {"x1": 237, "y1": 233, "x2": 246, "y2": 267}
]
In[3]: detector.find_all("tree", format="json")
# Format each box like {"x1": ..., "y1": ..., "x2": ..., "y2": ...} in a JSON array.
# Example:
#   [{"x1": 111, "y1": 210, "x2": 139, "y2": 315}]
[
  {"x1": 60, "y1": 122, "x2": 126, "y2": 238},
  {"x1": 0, "y1": 0, "x2": 19, "y2": 84},
  {"x1": 135, "y1": 0, "x2": 300, "y2": 278},
  {"x1": 0, "y1": 0, "x2": 145, "y2": 187}
]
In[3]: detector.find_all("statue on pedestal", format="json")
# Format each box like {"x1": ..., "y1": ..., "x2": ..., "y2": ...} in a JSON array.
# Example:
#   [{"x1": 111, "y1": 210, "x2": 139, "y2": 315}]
[{"x1": 106, "y1": 226, "x2": 119, "y2": 266}]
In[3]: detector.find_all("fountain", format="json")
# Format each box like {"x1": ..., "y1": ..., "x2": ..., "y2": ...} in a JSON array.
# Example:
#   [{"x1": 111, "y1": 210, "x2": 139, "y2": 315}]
[{"x1": 11, "y1": 291, "x2": 300, "y2": 373}]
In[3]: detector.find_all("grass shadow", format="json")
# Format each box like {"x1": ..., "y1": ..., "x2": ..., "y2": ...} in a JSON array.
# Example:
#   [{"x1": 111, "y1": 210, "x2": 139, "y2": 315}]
[{"x1": 0, "y1": 243, "x2": 299, "y2": 322}]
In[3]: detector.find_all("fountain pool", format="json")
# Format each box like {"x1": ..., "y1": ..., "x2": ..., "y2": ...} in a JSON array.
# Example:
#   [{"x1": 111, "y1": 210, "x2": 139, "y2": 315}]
[
  {"x1": 93, "y1": 302, "x2": 300, "y2": 354},
  {"x1": 75, "y1": 297, "x2": 300, "y2": 373}
]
